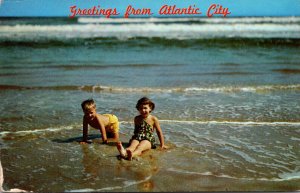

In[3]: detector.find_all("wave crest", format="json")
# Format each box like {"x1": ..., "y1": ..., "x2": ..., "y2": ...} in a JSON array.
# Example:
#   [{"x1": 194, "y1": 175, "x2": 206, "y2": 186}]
[
  {"x1": 1, "y1": 17, "x2": 300, "y2": 41},
  {"x1": 1, "y1": 84, "x2": 300, "y2": 93}
]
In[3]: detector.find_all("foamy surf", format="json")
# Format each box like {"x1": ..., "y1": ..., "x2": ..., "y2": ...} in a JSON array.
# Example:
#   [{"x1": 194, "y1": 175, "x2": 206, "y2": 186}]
[
  {"x1": 0, "y1": 125, "x2": 76, "y2": 138},
  {"x1": 68, "y1": 84, "x2": 300, "y2": 93},
  {"x1": 1, "y1": 17, "x2": 300, "y2": 39},
  {"x1": 159, "y1": 120, "x2": 300, "y2": 126},
  {"x1": 167, "y1": 168, "x2": 300, "y2": 182},
  {"x1": 2, "y1": 84, "x2": 300, "y2": 93},
  {"x1": 78, "y1": 17, "x2": 300, "y2": 24},
  {"x1": 1, "y1": 120, "x2": 299, "y2": 139},
  {"x1": 65, "y1": 175, "x2": 152, "y2": 192}
]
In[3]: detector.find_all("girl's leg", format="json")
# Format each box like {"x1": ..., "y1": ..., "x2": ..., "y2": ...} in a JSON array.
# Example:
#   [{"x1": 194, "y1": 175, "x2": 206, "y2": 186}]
[
  {"x1": 117, "y1": 139, "x2": 139, "y2": 159},
  {"x1": 127, "y1": 140, "x2": 151, "y2": 161},
  {"x1": 126, "y1": 139, "x2": 140, "y2": 152}
]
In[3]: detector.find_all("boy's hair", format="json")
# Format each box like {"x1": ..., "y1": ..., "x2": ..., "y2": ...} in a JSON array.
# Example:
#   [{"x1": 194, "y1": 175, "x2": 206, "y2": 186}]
[
  {"x1": 136, "y1": 97, "x2": 155, "y2": 111},
  {"x1": 81, "y1": 99, "x2": 96, "y2": 111}
]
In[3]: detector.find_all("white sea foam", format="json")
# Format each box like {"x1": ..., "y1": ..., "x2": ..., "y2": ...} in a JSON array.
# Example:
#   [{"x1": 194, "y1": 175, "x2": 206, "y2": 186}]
[
  {"x1": 1, "y1": 18, "x2": 300, "y2": 39},
  {"x1": 1, "y1": 84, "x2": 299, "y2": 93},
  {"x1": 278, "y1": 171, "x2": 300, "y2": 181},
  {"x1": 0, "y1": 120, "x2": 299, "y2": 139},
  {"x1": 122, "y1": 119, "x2": 300, "y2": 128},
  {"x1": 159, "y1": 120, "x2": 300, "y2": 126},
  {"x1": 224, "y1": 146, "x2": 257, "y2": 163},
  {"x1": 183, "y1": 85, "x2": 300, "y2": 93},
  {"x1": 78, "y1": 17, "x2": 300, "y2": 24},
  {"x1": 167, "y1": 167, "x2": 300, "y2": 181},
  {"x1": 167, "y1": 168, "x2": 242, "y2": 180},
  {"x1": 65, "y1": 175, "x2": 152, "y2": 192},
  {"x1": 79, "y1": 84, "x2": 300, "y2": 94},
  {"x1": 0, "y1": 125, "x2": 76, "y2": 137},
  {"x1": 290, "y1": 137, "x2": 300, "y2": 141}
]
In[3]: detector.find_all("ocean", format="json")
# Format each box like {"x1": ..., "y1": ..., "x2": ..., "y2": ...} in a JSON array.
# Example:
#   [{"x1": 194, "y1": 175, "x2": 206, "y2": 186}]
[{"x1": 0, "y1": 16, "x2": 300, "y2": 191}]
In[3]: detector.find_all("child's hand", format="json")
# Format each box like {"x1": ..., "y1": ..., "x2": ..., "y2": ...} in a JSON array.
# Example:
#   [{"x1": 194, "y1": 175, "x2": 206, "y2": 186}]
[
  {"x1": 161, "y1": 145, "x2": 169, "y2": 149},
  {"x1": 102, "y1": 140, "x2": 108, "y2": 144}
]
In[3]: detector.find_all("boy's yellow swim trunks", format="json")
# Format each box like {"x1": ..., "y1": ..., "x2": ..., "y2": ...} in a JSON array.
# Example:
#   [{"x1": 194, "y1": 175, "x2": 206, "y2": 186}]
[{"x1": 103, "y1": 114, "x2": 119, "y2": 134}]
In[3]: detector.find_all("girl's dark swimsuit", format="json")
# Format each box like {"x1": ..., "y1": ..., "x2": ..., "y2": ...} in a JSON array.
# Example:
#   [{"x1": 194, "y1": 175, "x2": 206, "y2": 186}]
[{"x1": 131, "y1": 119, "x2": 156, "y2": 148}]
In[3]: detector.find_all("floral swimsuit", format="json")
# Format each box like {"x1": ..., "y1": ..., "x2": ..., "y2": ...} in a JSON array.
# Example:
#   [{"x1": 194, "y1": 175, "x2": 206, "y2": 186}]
[{"x1": 131, "y1": 119, "x2": 156, "y2": 148}]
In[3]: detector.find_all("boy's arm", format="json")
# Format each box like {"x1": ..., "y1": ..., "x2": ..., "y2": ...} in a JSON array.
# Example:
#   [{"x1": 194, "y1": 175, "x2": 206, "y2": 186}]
[
  {"x1": 153, "y1": 116, "x2": 168, "y2": 149},
  {"x1": 96, "y1": 117, "x2": 108, "y2": 144},
  {"x1": 82, "y1": 117, "x2": 88, "y2": 143}
]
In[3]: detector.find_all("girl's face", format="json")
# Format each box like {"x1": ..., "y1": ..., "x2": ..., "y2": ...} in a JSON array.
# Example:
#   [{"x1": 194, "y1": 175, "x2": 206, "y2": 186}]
[
  {"x1": 84, "y1": 107, "x2": 96, "y2": 120},
  {"x1": 138, "y1": 104, "x2": 152, "y2": 118}
]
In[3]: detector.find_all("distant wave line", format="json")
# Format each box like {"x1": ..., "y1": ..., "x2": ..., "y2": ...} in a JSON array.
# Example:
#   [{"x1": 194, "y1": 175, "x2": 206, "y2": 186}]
[
  {"x1": 158, "y1": 120, "x2": 300, "y2": 126},
  {"x1": 1, "y1": 23, "x2": 300, "y2": 39},
  {"x1": 78, "y1": 17, "x2": 300, "y2": 24},
  {"x1": 2, "y1": 23, "x2": 299, "y2": 32},
  {"x1": 0, "y1": 63, "x2": 180, "y2": 70},
  {"x1": 1, "y1": 84, "x2": 300, "y2": 93}
]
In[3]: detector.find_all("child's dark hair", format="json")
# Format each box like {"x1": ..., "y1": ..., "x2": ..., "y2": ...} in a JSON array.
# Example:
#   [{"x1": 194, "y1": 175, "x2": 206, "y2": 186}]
[
  {"x1": 81, "y1": 99, "x2": 96, "y2": 111},
  {"x1": 136, "y1": 97, "x2": 155, "y2": 111}
]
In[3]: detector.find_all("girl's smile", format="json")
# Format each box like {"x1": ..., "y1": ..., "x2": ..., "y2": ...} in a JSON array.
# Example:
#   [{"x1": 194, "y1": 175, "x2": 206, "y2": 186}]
[{"x1": 139, "y1": 104, "x2": 151, "y2": 118}]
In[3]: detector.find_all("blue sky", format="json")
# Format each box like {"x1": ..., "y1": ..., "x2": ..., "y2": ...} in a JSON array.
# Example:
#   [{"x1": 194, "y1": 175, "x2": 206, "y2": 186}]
[{"x1": 0, "y1": 0, "x2": 299, "y2": 17}]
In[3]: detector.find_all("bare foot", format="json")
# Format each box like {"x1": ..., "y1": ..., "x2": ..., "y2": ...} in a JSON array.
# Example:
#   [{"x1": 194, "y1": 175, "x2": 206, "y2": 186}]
[
  {"x1": 126, "y1": 149, "x2": 133, "y2": 161},
  {"x1": 117, "y1": 141, "x2": 127, "y2": 158}
]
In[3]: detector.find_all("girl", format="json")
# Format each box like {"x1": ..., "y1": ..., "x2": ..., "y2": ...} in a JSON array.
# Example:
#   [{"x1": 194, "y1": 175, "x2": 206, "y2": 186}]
[{"x1": 117, "y1": 97, "x2": 168, "y2": 160}]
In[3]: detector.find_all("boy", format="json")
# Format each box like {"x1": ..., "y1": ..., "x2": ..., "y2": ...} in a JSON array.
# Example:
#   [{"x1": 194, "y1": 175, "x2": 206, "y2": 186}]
[{"x1": 80, "y1": 99, "x2": 119, "y2": 144}]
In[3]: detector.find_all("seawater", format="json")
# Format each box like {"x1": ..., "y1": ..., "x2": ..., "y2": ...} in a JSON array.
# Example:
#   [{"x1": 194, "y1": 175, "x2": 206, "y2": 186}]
[{"x1": 0, "y1": 17, "x2": 300, "y2": 191}]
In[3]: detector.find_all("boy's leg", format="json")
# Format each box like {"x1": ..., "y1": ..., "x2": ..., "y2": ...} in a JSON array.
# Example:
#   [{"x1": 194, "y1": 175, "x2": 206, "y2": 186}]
[
  {"x1": 117, "y1": 141, "x2": 127, "y2": 158},
  {"x1": 111, "y1": 121, "x2": 120, "y2": 141},
  {"x1": 109, "y1": 131, "x2": 119, "y2": 142},
  {"x1": 114, "y1": 132, "x2": 119, "y2": 141}
]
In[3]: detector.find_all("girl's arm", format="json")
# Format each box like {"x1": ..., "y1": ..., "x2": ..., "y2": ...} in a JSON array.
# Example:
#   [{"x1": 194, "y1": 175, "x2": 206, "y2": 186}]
[
  {"x1": 134, "y1": 116, "x2": 138, "y2": 125},
  {"x1": 153, "y1": 116, "x2": 168, "y2": 149}
]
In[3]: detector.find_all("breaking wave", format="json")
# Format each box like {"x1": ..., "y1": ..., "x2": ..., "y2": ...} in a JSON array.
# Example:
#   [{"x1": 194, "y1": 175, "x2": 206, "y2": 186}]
[{"x1": 1, "y1": 84, "x2": 300, "y2": 93}]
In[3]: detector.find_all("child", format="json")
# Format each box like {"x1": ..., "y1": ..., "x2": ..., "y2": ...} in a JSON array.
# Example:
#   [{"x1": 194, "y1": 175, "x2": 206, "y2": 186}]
[
  {"x1": 117, "y1": 97, "x2": 168, "y2": 160},
  {"x1": 80, "y1": 99, "x2": 120, "y2": 144}
]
